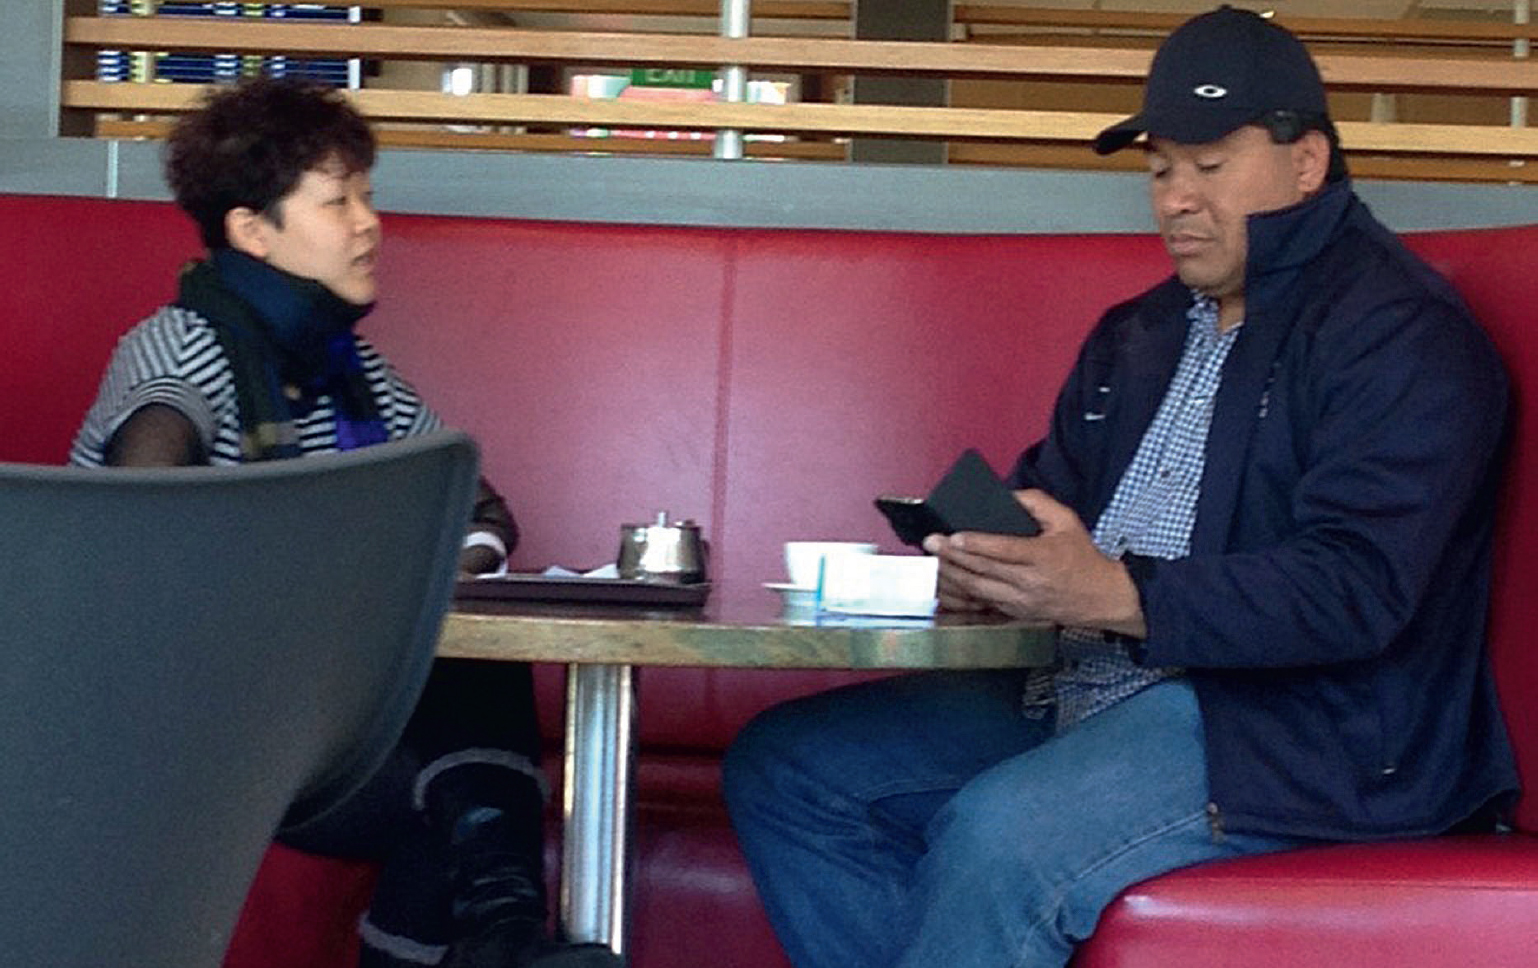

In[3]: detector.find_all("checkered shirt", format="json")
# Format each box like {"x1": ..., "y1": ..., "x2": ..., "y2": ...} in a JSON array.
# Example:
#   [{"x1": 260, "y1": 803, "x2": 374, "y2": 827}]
[{"x1": 1024, "y1": 293, "x2": 1241, "y2": 730}]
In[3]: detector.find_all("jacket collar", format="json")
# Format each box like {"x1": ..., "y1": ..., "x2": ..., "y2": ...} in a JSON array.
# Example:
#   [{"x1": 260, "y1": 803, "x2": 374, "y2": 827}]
[
  {"x1": 1135, "y1": 178, "x2": 1355, "y2": 322},
  {"x1": 1103, "y1": 182, "x2": 1359, "y2": 552},
  {"x1": 1191, "y1": 180, "x2": 1357, "y2": 551},
  {"x1": 1241, "y1": 178, "x2": 1354, "y2": 310}
]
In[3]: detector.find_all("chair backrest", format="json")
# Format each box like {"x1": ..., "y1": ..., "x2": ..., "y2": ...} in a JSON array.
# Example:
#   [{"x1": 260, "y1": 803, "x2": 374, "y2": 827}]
[{"x1": 0, "y1": 430, "x2": 478, "y2": 967}]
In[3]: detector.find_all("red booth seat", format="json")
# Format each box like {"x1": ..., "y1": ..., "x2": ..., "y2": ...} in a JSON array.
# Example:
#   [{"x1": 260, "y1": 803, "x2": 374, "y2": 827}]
[
  {"x1": 2, "y1": 192, "x2": 1534, "y2": 968},
  {"x1": 1079, "y1": 838, "x2": 1538, "y2": 967}
]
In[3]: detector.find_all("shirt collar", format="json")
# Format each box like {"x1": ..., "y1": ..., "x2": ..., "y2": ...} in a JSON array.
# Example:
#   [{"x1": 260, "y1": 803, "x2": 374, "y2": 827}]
[{"x1": 1186, "y1": 290, "x2": 1236, "y2": 338}]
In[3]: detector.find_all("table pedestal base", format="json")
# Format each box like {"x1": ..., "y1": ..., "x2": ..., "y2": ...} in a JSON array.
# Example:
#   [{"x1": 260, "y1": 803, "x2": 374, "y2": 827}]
[{"x1": 560, "y1": 663, "x2": 635, "y2": 955}]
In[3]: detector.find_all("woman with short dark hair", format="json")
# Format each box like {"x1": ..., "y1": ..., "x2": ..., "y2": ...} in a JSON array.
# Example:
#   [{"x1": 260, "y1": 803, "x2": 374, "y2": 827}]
[{"x1": 71, "y1": 76, "x2": 619, "y2": 968}]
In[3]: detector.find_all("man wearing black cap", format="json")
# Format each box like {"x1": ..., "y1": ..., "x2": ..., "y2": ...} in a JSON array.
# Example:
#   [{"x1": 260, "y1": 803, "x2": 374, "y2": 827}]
[{"x1": 724, "y1": 7, "x2": 1517, "y2": 968}]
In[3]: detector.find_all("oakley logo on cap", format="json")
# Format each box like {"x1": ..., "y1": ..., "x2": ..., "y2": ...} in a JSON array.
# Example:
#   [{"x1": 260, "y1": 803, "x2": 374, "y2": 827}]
[{"x1": 1193, "y1": 84, "x2": 1228, "y2": 99}]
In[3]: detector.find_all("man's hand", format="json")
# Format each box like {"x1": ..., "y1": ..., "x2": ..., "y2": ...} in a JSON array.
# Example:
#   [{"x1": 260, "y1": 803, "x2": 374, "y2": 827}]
[{"x1": 923, "y1": 489, "x2": 1147, "y2": 637}]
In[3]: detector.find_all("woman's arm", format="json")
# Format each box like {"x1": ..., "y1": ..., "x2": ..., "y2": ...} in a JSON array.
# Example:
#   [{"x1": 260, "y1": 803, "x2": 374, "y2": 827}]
[
  {"x1": 103, "y1": 404, "x2": 206, "y2": 467},
  {"x1": 460, "y1": 478, "x2": 518, "y2": 575}
]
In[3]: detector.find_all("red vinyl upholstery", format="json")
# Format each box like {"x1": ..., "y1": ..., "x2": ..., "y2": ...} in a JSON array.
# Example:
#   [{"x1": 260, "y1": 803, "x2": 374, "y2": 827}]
[
  {"x1": 2, "y1": 193, "x2": 1534, "y2": 968},
  {"x1": 1077, "y1": 838, "x2": 1538, "y2": 967}
]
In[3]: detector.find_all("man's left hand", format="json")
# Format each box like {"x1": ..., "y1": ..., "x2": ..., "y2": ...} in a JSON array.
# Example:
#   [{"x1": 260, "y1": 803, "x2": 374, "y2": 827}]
[{"x1": 924, "y1": 489, "x2": 1146, "y2": 637}]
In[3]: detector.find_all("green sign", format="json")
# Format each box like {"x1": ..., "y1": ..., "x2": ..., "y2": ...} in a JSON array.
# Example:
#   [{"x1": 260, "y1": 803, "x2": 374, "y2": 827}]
[{"x1": 629, "y1": 68, "x2": 715, "y2": 90}]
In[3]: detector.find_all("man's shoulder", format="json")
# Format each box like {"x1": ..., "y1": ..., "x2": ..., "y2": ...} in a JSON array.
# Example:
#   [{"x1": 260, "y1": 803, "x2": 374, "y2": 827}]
[
  {"x1": 1321, "y1": 243, "x2": 1480, "y2": 361},
  {"x1": 1302, "y1": 205, "x2": 1503, "y2": 387},
  {"x1": 1321, "y1": 198, "x2": 1467, "y2": 313}
]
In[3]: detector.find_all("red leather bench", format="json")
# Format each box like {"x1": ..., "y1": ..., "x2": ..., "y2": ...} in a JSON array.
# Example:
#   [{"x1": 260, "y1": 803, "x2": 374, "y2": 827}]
[{"x1": 3, "y1": 192, "x2": 1533, "y2": 968}]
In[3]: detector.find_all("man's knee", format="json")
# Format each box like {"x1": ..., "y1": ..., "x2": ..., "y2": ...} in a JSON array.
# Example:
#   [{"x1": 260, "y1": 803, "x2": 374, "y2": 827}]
[
  {"x1": 723, "y1": 702, "x2": 806, "y2": 812},
  {"x1": 925, "y1": 773, "x2": 1006, "y2": 841}
]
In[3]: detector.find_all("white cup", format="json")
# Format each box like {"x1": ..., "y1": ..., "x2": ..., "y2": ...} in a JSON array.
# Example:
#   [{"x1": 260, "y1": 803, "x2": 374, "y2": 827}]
[{"x1": 784, "y1": 541, "x2": 878, "y2": 590}]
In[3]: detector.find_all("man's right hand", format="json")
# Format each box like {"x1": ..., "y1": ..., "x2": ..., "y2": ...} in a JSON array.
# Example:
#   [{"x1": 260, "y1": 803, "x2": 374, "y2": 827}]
[{"x1": 924, "y1": 489, "x2": 1146, "y2": 637}]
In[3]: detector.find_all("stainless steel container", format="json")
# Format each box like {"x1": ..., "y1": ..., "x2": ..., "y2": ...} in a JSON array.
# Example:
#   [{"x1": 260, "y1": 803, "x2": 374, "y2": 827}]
[{"x1": 616, "y1": 512, "x2": 707, "y2": 583}]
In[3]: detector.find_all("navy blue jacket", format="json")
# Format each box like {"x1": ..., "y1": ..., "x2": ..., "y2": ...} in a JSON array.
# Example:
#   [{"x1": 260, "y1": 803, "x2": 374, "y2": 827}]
[{"x1": 1010, "y1": 182, "x2": 1518, "y2": 840}]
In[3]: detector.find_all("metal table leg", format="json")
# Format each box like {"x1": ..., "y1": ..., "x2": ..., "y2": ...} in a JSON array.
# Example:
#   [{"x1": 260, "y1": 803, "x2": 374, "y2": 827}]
[{"x1": 560, "y1": 662, "x2": 635, "y2": 955}]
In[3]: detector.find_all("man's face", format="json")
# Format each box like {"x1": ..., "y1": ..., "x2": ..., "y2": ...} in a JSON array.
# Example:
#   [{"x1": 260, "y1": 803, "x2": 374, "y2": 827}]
[
  {"x1": 260, "y1": 160, "x2": 381, "y2": 305},
  {"x1": 1146, "y1": 125, "x2": 1316, "y2": 305}
]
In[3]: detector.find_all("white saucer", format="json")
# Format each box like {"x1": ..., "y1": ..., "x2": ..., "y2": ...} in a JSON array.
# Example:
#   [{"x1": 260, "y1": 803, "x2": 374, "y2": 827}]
[{"x1": 763, "y1": 581, "x2": 818, "y2": 610}]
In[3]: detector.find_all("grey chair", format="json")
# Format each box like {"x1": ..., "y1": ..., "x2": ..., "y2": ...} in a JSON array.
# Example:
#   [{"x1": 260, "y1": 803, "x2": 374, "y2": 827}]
[{"x1": 0, "y1": 430, "x2": 479, "y2": 967}]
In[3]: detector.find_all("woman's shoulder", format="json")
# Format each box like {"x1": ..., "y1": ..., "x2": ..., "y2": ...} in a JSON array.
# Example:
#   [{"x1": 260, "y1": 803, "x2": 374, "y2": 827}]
[
  {"x1": 103, "y1": 303, "x2": 235, "y2": 412},
  {"x1": 124, "y1": 302, "x2": 220, "y2": 347}
]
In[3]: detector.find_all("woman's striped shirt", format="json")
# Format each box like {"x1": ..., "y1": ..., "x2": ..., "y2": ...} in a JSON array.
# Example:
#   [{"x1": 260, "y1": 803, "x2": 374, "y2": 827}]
[{"x1": 70, "y1": 304, "x2": 442, "y2": 467}]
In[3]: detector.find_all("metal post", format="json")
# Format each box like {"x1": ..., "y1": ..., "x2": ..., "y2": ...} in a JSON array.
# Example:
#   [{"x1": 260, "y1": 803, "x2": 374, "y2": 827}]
[
  {"x1": 1369, "y1": 92, "x2": 1398, "y2": 124},
  {"x1": 1514, "y1": 0, "x2": 1531, "y2": 130},
  {"x1": 348, "y1": 6, "x2": 363, "y2": 90},
  {"x1": 560, "y1": 663, "x2": 636, "y2": 955},
  {"x1": 714, "y1": 0, "x2": 750, "y2": 160}
]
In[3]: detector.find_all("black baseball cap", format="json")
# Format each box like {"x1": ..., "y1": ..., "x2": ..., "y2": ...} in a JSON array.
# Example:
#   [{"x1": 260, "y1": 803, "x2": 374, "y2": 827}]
[{"x1": 1094, "y1": 5, "x2": 1329, "y2": 155}]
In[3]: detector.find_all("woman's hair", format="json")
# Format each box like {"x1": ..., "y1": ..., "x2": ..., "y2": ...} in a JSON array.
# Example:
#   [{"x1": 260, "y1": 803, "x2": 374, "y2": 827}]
[{"x1": 165, "y1": 76, "x2": 376, "y2": 249}]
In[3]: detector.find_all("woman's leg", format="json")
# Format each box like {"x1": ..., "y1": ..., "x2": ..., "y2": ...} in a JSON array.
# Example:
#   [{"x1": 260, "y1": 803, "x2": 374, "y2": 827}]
[
  {"x1": 723, "y1": 669, "x2": 1046, "y2": 968},
  {"x1": 280, "y1": 659, "x2": 619, "y2": 967}
]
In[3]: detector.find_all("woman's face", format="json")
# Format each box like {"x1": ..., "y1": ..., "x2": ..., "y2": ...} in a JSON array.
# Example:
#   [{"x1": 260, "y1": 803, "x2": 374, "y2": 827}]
[{"x1": 251, "y1": 159, "x2": 381, "y2": 305}]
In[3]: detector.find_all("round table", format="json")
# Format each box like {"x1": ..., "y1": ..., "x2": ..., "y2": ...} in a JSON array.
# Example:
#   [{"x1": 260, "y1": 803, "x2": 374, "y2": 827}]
[{"x1": 439, "y1": 581, "x2": 1057, "y2": 955}]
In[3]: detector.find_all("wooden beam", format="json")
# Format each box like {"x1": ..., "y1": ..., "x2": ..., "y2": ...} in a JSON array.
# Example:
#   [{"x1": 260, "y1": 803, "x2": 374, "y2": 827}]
[
  {"x1": 1334, "y1": 119, "x2": 1538, "y2": 157},
  {"x1": 119, "y1": 3, "x2": 1528, "y2": 41},
  {"x1": 65, "y1": 16, "x2": 1152, "y2": 77},
  {"x1": 93, "y1": 116, "x2": 846, "y2": 158},
  {"x1": 359, "y1": 0, "x2": 851, "y2": 18},
  {"x1": 947, "y1": 142, "x2": 1538, "y2": 184},
  {"x1": 64, "y1": 17, "x2": 1538, "y2": 94},
  {"x1": 64, "y1": 81, "x2": 1538, "y2": 158},
  {"x1": 95, "y1": 113, "x2": 1533, "y2": 182},
  {"x1": 64, "y1": 80, "x2": 1116, "y2": 140},
  {"x1": 372, "y1": 128, "x2": 846, "y2": 157},
  {"x1": 962, "y1": 33, "x2": 1510, "y2": 63},
  {"x1": 953, "y1": 7, "x2": 1538, "y2": 44}
]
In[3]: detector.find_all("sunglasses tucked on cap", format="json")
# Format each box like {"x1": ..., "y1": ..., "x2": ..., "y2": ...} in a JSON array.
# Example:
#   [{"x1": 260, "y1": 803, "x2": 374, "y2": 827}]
[{"x1": 1094, "y1": 5, "x2": 1329, "y2": 155}]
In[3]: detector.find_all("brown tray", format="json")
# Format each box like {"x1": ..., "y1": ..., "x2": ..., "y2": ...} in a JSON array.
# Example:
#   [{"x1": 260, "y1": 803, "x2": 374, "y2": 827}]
[{"x1": 454, "y1": 574, "x2": 711, "y2": 607}]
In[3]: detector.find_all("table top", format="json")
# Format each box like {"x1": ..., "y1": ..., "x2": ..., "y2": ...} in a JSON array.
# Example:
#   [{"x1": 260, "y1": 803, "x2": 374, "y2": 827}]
[{"x1": 438, "y1": 582, "x2": 1056, "y2": 669}]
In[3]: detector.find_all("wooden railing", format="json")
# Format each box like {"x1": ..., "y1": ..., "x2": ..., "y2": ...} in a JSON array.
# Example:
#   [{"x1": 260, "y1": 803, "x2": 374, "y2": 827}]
[
  {"x1": 954, "y1": 7, "x2": 1538, "y2": 44},
  {"x1": 59, "y1": 4, "x2": 1538, "y2": 183},
  {"x1": 359, "y1": 0, "x2": 850, "y2": 18}
]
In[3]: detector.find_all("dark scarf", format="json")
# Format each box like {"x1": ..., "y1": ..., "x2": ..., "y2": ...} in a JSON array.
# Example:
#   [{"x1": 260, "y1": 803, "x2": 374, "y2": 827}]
[{"x1": 176, "y1": 249, "x2": 388, "y2": 461}]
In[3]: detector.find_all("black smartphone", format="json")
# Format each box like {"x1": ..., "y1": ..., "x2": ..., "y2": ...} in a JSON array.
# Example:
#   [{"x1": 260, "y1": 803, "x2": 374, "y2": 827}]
[
  {"x1": 873, "y1": 495, "x2": 952, "y2": 547},
  {"x1": 875, "y1": 449, "x2": 1041, "y2": 547}
]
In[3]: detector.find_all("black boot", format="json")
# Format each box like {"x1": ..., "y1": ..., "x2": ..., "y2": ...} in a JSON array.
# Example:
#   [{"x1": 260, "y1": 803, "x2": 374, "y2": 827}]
[
  {"x1": 450, "y1": 932, "x2": 626, "y2": 968},
  {"x1": 440, "y1": 803, "x2": 546, "y2": 967},
  {"x1": 429, "y1": 765, "x2": 625, "y2": 968}
]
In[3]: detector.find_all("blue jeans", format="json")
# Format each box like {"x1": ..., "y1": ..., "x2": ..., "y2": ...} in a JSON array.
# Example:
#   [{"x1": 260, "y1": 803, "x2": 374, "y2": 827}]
[{"x1": 723, "y1": 672, "x2": 1306, "y2": 968}]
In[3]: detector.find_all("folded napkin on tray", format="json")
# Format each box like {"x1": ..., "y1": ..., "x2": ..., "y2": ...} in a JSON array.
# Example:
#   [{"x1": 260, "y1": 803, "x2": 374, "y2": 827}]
[{"x1": 541, "y1": 563, "x2": 620, "y2": 579}]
